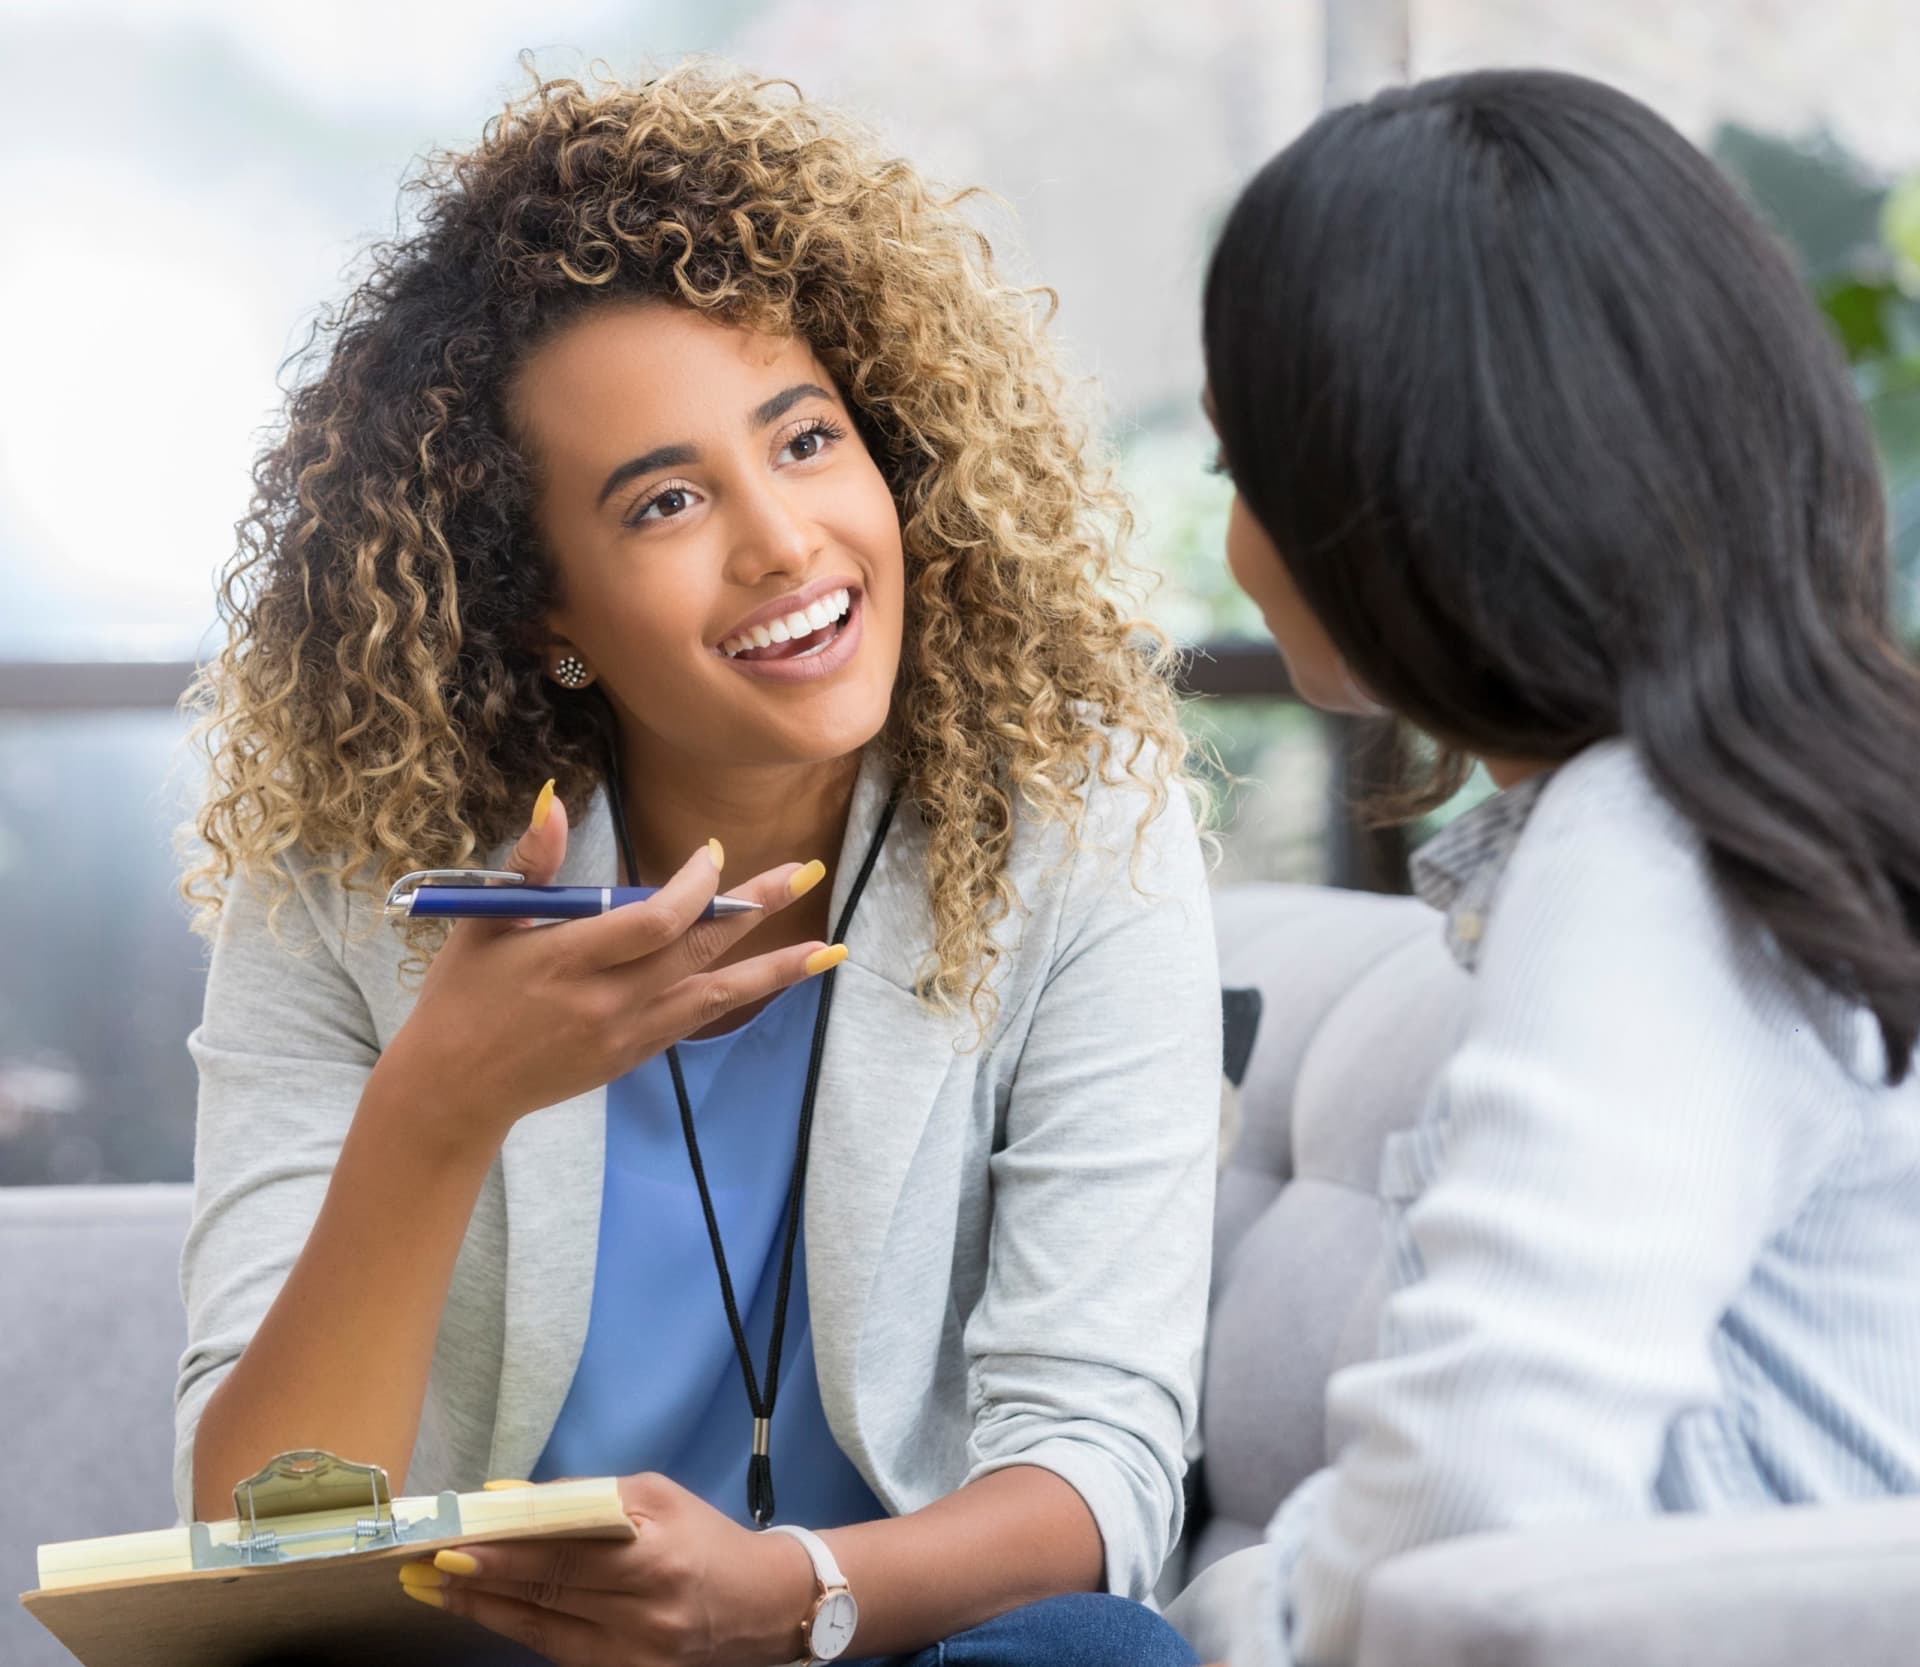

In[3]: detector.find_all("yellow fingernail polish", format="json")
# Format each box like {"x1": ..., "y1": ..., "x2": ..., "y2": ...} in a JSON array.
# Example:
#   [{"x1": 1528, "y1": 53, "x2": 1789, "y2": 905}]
[
  {"x1": 482, "y1": 1478, "x2": 534, "y2": 1490},
  {"x1": 803, "y1": 944, "x2": 848, "y2": 977},
  {"x1": 398, "y1": 1562, "x2": 447, "y2": 1588},
  {"x1": 435, "y1": 1549, "x2": 481, "y2": 1577},
  {"x1": 708, "y1": 837, "x2": 725, "y2": 871},
  {"x1": 531, "y1": 779, "x2": 556, "y2": 832},
  {"x1": 788, "y1": 860, "x2": 827, "y2": 900},
  {"x1": 401, "y1": 1583, "x2": 446, "y2": 1608}
]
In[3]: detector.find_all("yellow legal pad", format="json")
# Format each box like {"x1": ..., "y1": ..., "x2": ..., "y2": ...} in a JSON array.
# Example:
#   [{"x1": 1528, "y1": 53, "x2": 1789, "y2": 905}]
[{"x1": 20, "y1": 1450, "x2": 636, "y2": 1667}]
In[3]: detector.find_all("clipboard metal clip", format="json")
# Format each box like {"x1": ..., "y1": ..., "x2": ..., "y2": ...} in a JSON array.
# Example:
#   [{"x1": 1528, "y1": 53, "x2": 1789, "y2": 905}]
[{"x1": 188, "y1": 1449, "x2": 463, "y2": 1570}]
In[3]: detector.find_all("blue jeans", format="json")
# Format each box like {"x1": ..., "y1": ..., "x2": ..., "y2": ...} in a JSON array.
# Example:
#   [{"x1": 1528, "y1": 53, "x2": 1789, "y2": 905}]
[
  {"x1": 246, "y1": 1593, "x2": 1199, "y2": 1666},
  {"x1": 848, "y1": 1592, "x2": 1200, "y2": 1666}
]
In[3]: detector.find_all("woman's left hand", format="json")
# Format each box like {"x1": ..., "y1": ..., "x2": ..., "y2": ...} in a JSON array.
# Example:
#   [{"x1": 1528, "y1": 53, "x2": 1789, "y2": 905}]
[{"x1": 399, "y1": 1472, "x2": 817, "y2": 1666}]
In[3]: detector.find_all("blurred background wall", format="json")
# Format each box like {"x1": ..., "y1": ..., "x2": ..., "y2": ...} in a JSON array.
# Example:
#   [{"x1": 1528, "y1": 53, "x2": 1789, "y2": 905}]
[{"x1": 2, "y1": 0, "x2": 1916, "y2": 1184}]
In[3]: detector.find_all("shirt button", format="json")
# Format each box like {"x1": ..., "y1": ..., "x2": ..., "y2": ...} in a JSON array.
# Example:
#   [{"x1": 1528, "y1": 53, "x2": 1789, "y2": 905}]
[{"x1": 1454, "y1": 910, "x2": 1484, "y2": 943}]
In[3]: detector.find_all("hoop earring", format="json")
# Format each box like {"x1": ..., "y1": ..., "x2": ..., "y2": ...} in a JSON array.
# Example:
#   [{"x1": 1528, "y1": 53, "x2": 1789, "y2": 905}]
[{"x1": 553, "y1": 654, "x2": 590, "y2": 689}]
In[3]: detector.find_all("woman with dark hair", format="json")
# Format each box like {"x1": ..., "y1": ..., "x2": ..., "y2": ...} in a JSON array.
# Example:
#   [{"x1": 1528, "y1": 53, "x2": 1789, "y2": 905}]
[
  {"x1": 175, "y1": 65, "x2": 1217, "y2": 1667},
  {"x1": 1173, "y1": 69, "x2": 1920, "y2": 1666}
]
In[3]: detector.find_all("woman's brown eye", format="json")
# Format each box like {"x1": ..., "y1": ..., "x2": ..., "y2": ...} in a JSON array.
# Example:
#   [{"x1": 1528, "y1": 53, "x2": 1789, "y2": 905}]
[
  {"x1": 632, "y1": 486, "x2": 693, "y2": 526},
  {"x1": 778, "y1": 419, "x2": 843, "y2": 464}
]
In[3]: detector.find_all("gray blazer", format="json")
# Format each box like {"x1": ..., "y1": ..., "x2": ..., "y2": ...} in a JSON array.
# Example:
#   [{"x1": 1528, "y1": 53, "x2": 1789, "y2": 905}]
[{"x1": 174, "y1": 746, "x2": 1221, "y2": 1597}]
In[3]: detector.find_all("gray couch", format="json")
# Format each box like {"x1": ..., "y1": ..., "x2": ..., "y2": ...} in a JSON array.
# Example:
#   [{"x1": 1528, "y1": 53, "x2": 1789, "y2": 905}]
[{"x1": 4, "y1": 883, "x2": 1917, "y2": 1667}]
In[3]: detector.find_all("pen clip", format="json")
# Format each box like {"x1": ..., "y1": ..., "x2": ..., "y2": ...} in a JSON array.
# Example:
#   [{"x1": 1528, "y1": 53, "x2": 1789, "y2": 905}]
[{"x1": 384, "y1": 868, "x2": 526, "y2": 918}]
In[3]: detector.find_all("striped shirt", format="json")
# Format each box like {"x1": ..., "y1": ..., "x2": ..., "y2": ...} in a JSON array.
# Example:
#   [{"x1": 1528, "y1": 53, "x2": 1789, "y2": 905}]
[{"x1": 1255, "y1": 740, "x2": 1920, "y2": 1666}]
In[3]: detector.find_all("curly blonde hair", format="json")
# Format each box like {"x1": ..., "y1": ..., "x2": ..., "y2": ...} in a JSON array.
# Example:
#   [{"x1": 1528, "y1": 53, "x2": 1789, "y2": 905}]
[{"x1": 182, "y1": 62, "x2": 1193, "y2": 1020}]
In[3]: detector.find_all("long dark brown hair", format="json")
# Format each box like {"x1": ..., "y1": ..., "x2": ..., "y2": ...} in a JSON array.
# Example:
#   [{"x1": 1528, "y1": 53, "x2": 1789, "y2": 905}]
[{"x1": 1206, "y1": 69, "x2": 1920, "y2": 1081}]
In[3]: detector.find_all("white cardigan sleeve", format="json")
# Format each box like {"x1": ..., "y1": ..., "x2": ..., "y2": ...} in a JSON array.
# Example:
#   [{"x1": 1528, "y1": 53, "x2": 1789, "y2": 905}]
[
  {"x1": 173, "y1": 861, "x2": 379, "y2": 1523},
  {"x1": 960, "y1": 771, "x2": 1222, "y2": 1597}
]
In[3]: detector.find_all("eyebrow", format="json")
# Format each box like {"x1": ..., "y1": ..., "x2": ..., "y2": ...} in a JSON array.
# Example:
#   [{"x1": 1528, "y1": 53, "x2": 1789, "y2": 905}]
[
  {"x1": 594, "y1": 443, "x2": 698, "y2": 509},
  {"x1": 752, "y1": 381, "x2": 833, "y2": 427},
  {"x1": 594, "y1": 382, "x2": 838, "y2": 509}
]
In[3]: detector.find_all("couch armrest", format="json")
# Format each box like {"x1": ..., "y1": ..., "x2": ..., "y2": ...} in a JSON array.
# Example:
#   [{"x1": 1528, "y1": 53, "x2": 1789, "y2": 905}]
[{"x1": 1357, "y1": 1496, "x2": 1920, "y2": 1667}]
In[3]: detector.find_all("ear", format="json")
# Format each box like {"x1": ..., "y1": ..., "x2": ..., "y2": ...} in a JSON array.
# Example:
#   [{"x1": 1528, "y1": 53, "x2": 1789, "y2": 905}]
[{"x1": 516, "y1": 616, "x2": 595, "y2": 691}]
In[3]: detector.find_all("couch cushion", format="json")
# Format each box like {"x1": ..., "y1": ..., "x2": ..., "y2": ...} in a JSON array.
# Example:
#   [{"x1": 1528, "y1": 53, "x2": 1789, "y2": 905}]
[
  {"x1": 1, "y1": 1184, "x2": 191, "y2": 1667},
  {"x1": 1197, "y1": 884, "x2": 1468, "y2": 1575},
  {"x1": 1200, "y1": 1175, "x2": 1388, "y2": 1563},
  {"x1": 1357, "y1": 1495, "x2": 1920, "y2": 1667}
]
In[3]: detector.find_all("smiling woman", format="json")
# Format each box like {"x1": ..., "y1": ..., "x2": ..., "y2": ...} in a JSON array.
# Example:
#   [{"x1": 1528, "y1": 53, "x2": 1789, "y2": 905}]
[
  {"x1": 512, "y1": 305, "x2": 904, "y2": 780},
  {"x1": 179, "y1": 68, "x2": 1192, "y2": 1026},
  {"x1": 170, "y1": 63, "x2": 1216, "y2": 1667}
]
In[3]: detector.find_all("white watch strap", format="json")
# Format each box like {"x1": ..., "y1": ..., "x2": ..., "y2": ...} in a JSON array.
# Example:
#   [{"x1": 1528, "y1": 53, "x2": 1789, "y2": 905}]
[
  {"x1": 765, "y1": 1522, "x2": 848, "y2": 1590},
  {"x1": 765, "y1": 1524, "x2": 851, "y2": 1665}
]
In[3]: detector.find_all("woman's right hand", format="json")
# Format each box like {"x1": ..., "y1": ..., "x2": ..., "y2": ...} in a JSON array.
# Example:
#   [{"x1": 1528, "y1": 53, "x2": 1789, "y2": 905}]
[{"x1": 367, "y1": 780, "x2": 839, "y2": 1151}]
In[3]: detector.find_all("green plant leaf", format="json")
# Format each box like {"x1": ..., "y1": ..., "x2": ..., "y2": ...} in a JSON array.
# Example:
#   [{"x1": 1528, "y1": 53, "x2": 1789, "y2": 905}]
[
  {"x1": 1884, "y1": 174, "x2": 1920, "y2": 294},
  {"x1": 1821, "y1": 278, "x2": 1897, "y2": 361}
]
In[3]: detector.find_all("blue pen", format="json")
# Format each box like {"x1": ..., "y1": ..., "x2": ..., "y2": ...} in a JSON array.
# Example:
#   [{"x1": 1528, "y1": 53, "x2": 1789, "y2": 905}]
[{"x1": 383, "y1": 867, "x2": 762, "y2": 921}]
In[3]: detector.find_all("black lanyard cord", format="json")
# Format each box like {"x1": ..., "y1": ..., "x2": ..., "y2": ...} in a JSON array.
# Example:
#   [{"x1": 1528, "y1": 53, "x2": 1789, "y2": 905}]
[{"x1": 603, "y1": 738, "x2": 898, "y2": 1524}]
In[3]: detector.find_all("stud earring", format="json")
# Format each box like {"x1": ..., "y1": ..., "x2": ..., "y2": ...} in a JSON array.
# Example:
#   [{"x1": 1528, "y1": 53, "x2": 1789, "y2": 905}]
[{"x1": 553, "y1": 654, "x2": 590, "y2": 689}]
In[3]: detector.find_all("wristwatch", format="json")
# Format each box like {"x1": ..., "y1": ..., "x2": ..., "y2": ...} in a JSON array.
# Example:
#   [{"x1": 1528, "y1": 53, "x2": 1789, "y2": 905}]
[{"x1": 764, "y1": 1523, "x2": 859, "y2": 1665}]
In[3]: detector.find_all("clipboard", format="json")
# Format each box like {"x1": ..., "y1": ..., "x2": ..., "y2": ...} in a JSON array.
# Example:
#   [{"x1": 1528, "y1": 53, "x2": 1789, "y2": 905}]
[{"x1": 19, "y1": 1449, "x2": 637, "y2": 1667}]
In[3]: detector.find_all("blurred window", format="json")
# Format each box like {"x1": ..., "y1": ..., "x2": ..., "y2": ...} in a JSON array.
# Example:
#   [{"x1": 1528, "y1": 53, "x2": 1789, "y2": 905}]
[{"x1": 0, "y1": 712, "x2": 201, "y2": 1183}]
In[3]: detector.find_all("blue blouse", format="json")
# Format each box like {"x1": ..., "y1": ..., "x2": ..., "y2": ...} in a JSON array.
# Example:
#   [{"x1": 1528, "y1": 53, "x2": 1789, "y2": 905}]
[{"x1": 532, "y1": 979, "x2": 885, "y2": 1530}]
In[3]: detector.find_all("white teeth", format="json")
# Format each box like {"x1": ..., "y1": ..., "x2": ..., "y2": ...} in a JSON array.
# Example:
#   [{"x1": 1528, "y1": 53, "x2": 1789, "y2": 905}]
[{"x1": 719, "y1": 588, "x2": 855, "y2": 660}]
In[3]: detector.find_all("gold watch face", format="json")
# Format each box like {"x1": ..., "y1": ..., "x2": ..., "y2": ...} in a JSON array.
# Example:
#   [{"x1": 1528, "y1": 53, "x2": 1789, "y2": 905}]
[{"x1": 809, "y1": 1589, "x2": 859, "y2": 1658}]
